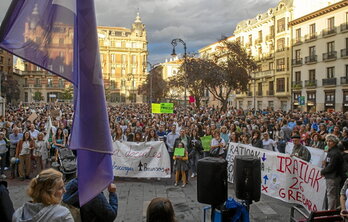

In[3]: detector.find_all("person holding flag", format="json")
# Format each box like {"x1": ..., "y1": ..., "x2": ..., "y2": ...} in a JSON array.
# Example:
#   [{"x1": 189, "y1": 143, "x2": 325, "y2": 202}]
[{"x1": 0, "y1": 0, "x2": 114, "y2": 206}]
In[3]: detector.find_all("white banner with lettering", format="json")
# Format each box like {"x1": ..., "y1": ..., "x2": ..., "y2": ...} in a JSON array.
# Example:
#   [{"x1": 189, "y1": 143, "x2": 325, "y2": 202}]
[
  {"x1": 112, "y1": 141, "x2": 171, "y2": 178},
  {"x1": 226, "y1": 142, "x2": 326, "y2": 212}
]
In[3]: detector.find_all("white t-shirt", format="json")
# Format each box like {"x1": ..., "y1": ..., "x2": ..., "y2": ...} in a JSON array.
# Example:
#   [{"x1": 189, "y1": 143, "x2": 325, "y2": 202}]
[{"x1": 20, "y1": 141, "x2": 31, "y2": 156}]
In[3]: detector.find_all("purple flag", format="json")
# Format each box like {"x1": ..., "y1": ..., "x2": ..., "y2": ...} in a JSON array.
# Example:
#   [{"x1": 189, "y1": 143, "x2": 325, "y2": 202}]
[{"x1": 0, "y1": 0, "x2": 113, "y2": 206}]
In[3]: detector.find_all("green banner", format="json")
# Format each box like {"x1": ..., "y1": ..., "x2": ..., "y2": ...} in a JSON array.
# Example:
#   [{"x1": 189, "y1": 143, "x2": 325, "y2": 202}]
[
  {"x1": 151, "y1": 103, "x2": 174, "y2": 114},
  {"x1": 200, "y1": 135, "x2": 212, "y2": 151},
  {"x1": 151, "y1": 103, "x2": 161, "y2": 113},
  {"x1": 160, "y1": 103, "x2": 174, "y2": 113},
  {"x1": 174, "y1": 148, "x2": 185, "y2": 157}
]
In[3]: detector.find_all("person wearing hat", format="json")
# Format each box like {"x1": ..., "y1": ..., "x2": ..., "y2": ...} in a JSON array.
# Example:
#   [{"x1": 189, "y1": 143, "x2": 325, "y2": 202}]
[
  {"x1": 290, "y1": 134, "x2": 311, "y2": 162},
  {"x1": 321, "y1": 134, "x2": 344, "y2": 210},
  {"x1": 0, "y1": 180, "x2": 14, "y2": 222},
  {"x1": 309, "y1": 133, "x2": 325, "y2": 150}
]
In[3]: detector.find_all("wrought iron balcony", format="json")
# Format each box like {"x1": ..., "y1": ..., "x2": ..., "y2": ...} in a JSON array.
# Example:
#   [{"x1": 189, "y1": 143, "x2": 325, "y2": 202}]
[
  {"x1": 341, "y1": 76, "x2": 348, "y2": 85},
  {"x1": 292, "y1": 81, "x2": 303, "y2": 89},
  {"x1": 305, "y1": 80, "x2": 317, "y2": 87},
  {"x1": 323, "y1": 51, "x2": 337, "y2": 61},
  {"x1": 341, "y1": 23, "x2": 348, "y2": 32},
  {"x1": 34, "y1": 84, "x2": 42, "y2": 88},
  {"x1": 304, "y1": 34, "x2": 317, "y2": 42},
  {"x1": 305, "y1": 55, "x2": 317, "y2": 64},
  {"x1": 322, "y1": 27, "x2": 337, "y2": 37},
  {"x1": 293, "y1": 39, "x2": 302, "y2": 46},
  {"x1": 341, "y1": 49, "x2": 348, "y2": 58},
  {"x1": 292, "y1": 58, "x2": 302, "y2": 66},
  {"x1": 322, "y1": 78, "x2": 337, "y2": 86}
]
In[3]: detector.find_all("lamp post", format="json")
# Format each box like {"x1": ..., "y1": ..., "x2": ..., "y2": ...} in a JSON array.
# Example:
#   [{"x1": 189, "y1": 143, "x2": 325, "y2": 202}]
[
  {"x1": 170, "y1": 38, "x2": 187, "y2": 110},
  {"x1": 127, "y1": 73, "x2": 135, "y2": 103}
]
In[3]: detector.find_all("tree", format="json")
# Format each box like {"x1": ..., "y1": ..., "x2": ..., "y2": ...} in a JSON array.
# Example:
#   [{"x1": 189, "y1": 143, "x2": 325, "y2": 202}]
[
  {"x1": 202, "y1": 38, "x2": 257, "y2": 111},
  {"x1": 138, "y1": 65, "x2": 168, "y2": 103},
  {"x1": 61, "y1": 85, "x2": 73, "y2": 101},
  {"x1": 33, "y1": 91, "x2": 44, "y2": 102},
  {"x1": 169, "y1": 57, "x2": 206, "y2": 108},
  {"x1": 1, "y1": 76, "x2": 20, "y2": 103}
]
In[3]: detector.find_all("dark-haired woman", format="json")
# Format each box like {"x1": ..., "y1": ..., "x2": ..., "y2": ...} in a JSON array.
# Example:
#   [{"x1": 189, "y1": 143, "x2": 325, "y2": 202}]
[{"x1": 15, "y1": 131, "x2": 34, "y2": 180}]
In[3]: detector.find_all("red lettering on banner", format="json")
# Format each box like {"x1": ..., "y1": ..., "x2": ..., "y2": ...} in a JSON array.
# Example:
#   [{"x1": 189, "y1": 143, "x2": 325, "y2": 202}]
[
  {"x1": 279, "y1": 188, "x2": 286, "y2": 198},
  {"x1": 288, "y1": 189, "x2": 295, "y2": 201},
  {"x1": 296, "y1": 191, "x2": 302, "y2": 202},
  {"x1": 276, "y1": 156, "x2": 286, "y2": 173},
  {"x1": 285, "y1": 157, "x2": 292, "y2": 174},
  {"x1": 293, "y1": 159, "x2": 298, "y2": 175},
  {"x1": 298, "y1": 160, "x2": 308, "y2": 181},
  {"x1": 307, "y1": 168, "x2": 315, "y2": 188},
  {"x1": 313, "y1": 170, "x2": 322, "y2": 192}
]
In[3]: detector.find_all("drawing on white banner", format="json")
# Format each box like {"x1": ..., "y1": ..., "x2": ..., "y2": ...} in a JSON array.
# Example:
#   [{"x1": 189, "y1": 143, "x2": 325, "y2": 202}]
[
  {"x1": 112, "y1": 141, "x2": 171, "y2": 178},
  {"x1": 226, "y1": 142, "x2": 326, "y2": 212}
]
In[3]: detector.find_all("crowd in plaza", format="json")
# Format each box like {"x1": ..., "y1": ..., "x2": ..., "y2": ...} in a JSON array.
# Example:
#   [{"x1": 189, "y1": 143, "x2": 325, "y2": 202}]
[{"x1": 2, "y1": 103, "x2": 348, "y2": 221}]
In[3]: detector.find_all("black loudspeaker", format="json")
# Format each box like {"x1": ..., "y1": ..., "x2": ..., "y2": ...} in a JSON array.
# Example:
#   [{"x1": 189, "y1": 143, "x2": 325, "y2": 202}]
[
  {"x1": 234, "y1": 155, "x2": 261, "y2": 202},
  {"x1": 197, "y1": 157, "x2": 227, "y2": 205}
]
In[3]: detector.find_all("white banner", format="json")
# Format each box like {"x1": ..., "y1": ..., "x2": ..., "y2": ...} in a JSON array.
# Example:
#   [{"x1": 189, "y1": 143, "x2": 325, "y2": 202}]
[
  {"x1": 285, "y1": 142, "x2": 326, "y2": 167},
  {"x1": 112, "y1": 141, "x2": 171, "y2": 178},
  {"x1": 226, "y1": 142, "x2": 326, "y2": 212}
]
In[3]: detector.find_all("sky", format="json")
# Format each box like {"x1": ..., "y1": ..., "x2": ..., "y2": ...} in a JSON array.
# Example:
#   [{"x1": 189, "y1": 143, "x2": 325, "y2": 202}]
[{"x1": 0, "y1": 0, "x2": 278, "y2": 64}]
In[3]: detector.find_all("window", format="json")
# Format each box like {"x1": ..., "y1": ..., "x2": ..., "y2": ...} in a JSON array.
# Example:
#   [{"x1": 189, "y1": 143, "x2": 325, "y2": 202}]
[
  {"x1": 132, "y1": 55, "x2": 136, "y2": 64},
  {"x1": 309, "y1": 24, "x2": 316, "y2": 37},
  {"x1": 346, "y1": 65, "x2": 348, "y2": 77},
  {"x1": 295, "y1": 49, "x2": 301, "y2": 60},
  {"x1": 122, "y1": 55, "x2": 126, "y2": 63},
  {"x1": 248, "y1": 34, "x2": 252, "y2": 45},
  {"x1": 277, "y1": 18, "x2": 285, "y2": 33},
  {"x1": 59, "y1": 38, "x2": 64, "y2": 45},
  {"x1": 59, "y1": 65, "x2": 64, "y2": 73},
  {"x1": 307, "y1": 92, "x2": 316, "y2": 101},
  {"x1": 257, "y1": 101, "x2": 262, "y2": 110},
  {"x1": 295, "y1": 28, "x2": 301, "y2": 42},
  {"x1": 24, "y1": 92, "x2": 28, "y2": 102},
  {"x1": 110, "y1": 80, "x2": 116, "y2": 89},
  {"x1": 328, "y1": 17, "x2": 335, "y2": 30},
  {"x1": 47, "y1": 78, "x2": 52, "y2": 87},
  {"x1": 309, "y1": 46, "x2": 315, "y2": 57},
  {"x1": 276, "y1": 58, "x2": 285, "y2": 72},
  {"x1": 327, "y1": 41, "x2": 335, "y2": 53},
  {"x1": 268, "y1": 101, "x2": 274, "y2": 109},
  {"x1": 309, "y1": 69, "x2": 316, "y2": 80},
  {"x1": 132, "y1": 67, "x2": 136, "y2": 74},
  {"x1": 35, "y1": 78, "x2": 40, "y2": 85},
  {"x1": 325, "y1": 91, "x2": 335, "y2": 102},
  {"x1": 111, "y1": 54, "x2": 115, "y2": 62},
  {"x1": 111, "y1": 68, "x2": 116, "y2": 75},
  {"x1": 247, "y1": 101, "x2": 252, "y2": 109},
  {"x1": 269, "y1": 81, "x2": 274, "y2": 91},
  {"x1": 258, "y1": 82, "x2": 262, "y2": 95},
  {"x1": 59, "y1": 79, "x2": 64, "y2": 88},
  {"x1": 327, "y1": 67, "x2": 335, "y2": 78},
  {"x1": 0, "y1": 56, "x2": 3, "y2": 64},
  {"x1": 270, "y1": 26, "x2": 275, "y2": 36},
  {"x1": 239, "y1": 101, "x2": 243, "y2": 109},
  {"x1": 277, "y1": 78, "x2": 285, "y2": 92},
  {"x1": 269, "y1": 62, "x2": 274, "y2": 70},
  {"x1": 277, "y1": 38, "x2": 285, "y2": 51},
  {"x1": 24, "y1": 78, "x2": 28, "y2": 86},
  {"x1": 122, "y1": 68, "x2": 125, "y2": 76},
  {"x1": 294, "y1": 92, "x2": 301, "y2": 101},
  {"x1": 295, "y1": 71, "x2": 301, "y2": 81},
  {"x1": 258, "y1": 30, "x2": 262, "y2": 41}
]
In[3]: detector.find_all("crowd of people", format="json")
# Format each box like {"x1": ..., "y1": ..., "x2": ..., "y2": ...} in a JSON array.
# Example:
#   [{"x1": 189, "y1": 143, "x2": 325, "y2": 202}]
[{"x1": 2, "y1": 103, "x2": 348, "y2": 220}]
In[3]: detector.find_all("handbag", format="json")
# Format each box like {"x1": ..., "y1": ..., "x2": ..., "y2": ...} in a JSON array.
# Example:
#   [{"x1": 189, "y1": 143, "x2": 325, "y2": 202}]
[{"x1": 209, "y1": 147, "x2": 221, "y2": 157}]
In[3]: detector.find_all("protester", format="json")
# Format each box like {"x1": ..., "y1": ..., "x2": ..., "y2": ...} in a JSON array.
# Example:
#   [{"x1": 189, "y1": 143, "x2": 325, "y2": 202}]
[
  {"x1": 290, "y1": 134, "x2": 311, "y2": 162},
  {"x1": 173, "y1": 142, "x2": 188, "y2": 187},
  {"x1": 251, "y1": 130, "x2": 263, "y2": 148},
  {"x1": 0, "y1": 180, "x2": 14, "y2": 222},
  {"x1": 262, "y1": 132, "x2": 277, "y2": 151},
  {"x1": 63, "y1": 178, "x2": 118, "y2": 222},
  {"x1": 15, "y1": 131, "x2": 34, "y2": 180},
  {"x1": 210, "y1": 129, "x2": 226, "y2": 157},
  {"x1": 189, "y1": 129, "x2": 203, "y2": 178},
  {"x1": 12, "y1": 168, "x2": 73, "y2": 222},
  {"x1": 34, "y1": 132, "x2": 50, "y2": 170},
  {"x1": 166, "y1": 125, "x2": 179, "y2": 171},
  {"x1": 146, "y1": 197, "x2": 176, "y2": 222},
  {"x1": 340, "y1": 178, "x2": 348, "y2": 221},
  {"x1": 0, "y1": 132, "x2": 8, "y2": 179},
  {"x1": 321, "y1": 134, "x2": 344, "y2": 210}
]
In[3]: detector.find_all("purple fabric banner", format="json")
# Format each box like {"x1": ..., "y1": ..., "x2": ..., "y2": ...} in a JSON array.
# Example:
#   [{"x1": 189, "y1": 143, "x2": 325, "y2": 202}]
[{"x1": 0, "y1": 0, "x2": 113, "y2": 206}]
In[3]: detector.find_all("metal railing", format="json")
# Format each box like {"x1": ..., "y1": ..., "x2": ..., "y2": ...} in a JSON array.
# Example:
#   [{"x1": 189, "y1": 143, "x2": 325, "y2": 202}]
[
  {"x1": 341, "y1": 49, "x2": 348, "y2": 58},
  {"x1": 341, "y1": 23, "x2": 348, "y2": 32},
  {"x1": 322, "y1": 78, "x2": 337, "y2": 86},
  {"x1": 292, "y1": 58, "x2": 302, "y2": 66},
  {"x1": 305, "y1": 55, "x2": 317, "y2": 64},
  {"x1": 304, "y1": 34, "x2": 317, "y2": 42},
  {"x1": 292, "y1": 81, "x2": 303, "y2": 89},
  {"x1": 305, "y1": 80, "x2": 317, "y2": 87},
  {"x1": 323, "y1": 51, "x2": 337, "y2": 61},
  {"x1": 341, "y1": 76, "x2": 348, "y2": 85},
  {"x1": 322, "y1": 27, "x2": 337, "y2": 36}
]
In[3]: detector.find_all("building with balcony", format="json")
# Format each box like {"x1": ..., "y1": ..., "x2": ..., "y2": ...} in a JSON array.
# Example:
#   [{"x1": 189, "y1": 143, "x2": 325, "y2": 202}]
[
  {"x1": 98, "y1": 12, "x2": 148, "y2": 103},
  {"x1": 290, "y1": 0, "x2": 348, "y2": 112},
  {"x1": 0, "y1": 49, "x2": 13, "y2": 76}
]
